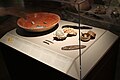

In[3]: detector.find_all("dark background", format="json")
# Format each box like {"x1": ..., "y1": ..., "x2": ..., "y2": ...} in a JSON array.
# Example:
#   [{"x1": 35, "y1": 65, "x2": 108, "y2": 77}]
[{"x1": 0, "y1": 0, "x2": 120, "y2": 80}]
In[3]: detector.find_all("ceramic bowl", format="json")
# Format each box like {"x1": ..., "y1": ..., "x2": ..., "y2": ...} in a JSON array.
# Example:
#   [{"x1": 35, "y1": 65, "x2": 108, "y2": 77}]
[{"x1": 17, "y1": 12, "x2": 60, "y2": 32}]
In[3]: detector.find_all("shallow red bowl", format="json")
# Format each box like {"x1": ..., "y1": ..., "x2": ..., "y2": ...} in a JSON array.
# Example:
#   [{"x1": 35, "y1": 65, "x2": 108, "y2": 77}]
[{"x1": 17, "y1": 12, "x2": 60, "y2": 32}]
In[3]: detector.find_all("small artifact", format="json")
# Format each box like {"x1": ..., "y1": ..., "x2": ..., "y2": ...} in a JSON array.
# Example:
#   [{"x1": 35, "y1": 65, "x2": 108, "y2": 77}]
[
  {"x1": 61, "y1": 45, "x2": 86, "y2": 50},
  {"x1": 87, "y1": 31, "x2": 96, "y2": 39},
  {"x1": 94, "y1": 5, "x2": 107, "y2": 14},
  {"x1": 43, "y1": 41, "x2": 50, "y2": 45},
  {"x1": 81, "y1": 32, "x2": 91, "y2": 42},
  {"x1": 111, "y1": 8, "x2": 120, "y2": 19},
  {"x1": 62, "y1": 25, "x2": 92, "y2": 29},
  {"x1": 43, "y1": 40, "x2": 54, "y2": 45},
  {"x1": 81, "y1": 31, "x2": 96, "y2": 42},
  {"x1": 53, "y1": 29, "x2": 67, "y2": 41},
  {"x1": 80, "y1": 26, "x2": 92, "y2": 29},
  {"x1": 63, "y1": 27, "x2": 77, "y2": 37},
  {"x1": 45, "y1": 40, "x2": 54, "y2": 44},
  {"x1": 75, "y1": 0, "x2": 91, "y2": 11},
  {"x1": 84, "y1": 12, "x2": 104, "y2": 20},
  {"x1": 62, "y1": 25, "x2": 79, "y2": 29}
]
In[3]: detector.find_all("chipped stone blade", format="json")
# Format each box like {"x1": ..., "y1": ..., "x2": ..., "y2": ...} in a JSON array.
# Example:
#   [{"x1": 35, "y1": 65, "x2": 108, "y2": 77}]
[{"x1": 61, "y1": 45, "x2": 86, "y2": 50}]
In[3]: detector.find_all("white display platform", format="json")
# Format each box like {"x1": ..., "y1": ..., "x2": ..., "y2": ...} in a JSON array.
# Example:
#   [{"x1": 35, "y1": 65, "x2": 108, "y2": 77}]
[{"x1": 0, "y1": 20, "x2": 118, "y2": 80}]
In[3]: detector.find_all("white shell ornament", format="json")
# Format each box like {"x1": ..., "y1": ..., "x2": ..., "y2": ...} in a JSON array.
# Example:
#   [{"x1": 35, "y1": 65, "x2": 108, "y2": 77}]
[{"x1": 53, "y1": 29, "x2": 67, "y2": 41}]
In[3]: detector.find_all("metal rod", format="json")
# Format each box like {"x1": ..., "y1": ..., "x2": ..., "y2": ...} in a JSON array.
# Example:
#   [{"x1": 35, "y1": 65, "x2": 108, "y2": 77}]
[{"x1": 78, "y1": 3, "x2": 82, "y2": 80}]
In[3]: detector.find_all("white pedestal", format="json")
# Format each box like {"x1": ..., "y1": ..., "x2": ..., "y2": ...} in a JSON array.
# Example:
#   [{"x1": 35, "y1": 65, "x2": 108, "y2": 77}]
[{"x1": 0, "y1": 20, "x2": 118, "y2": 79}]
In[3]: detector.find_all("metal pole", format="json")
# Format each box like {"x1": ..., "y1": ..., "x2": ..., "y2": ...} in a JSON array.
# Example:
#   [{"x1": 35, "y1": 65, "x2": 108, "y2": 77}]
[{"x1": 77, "y1": 3, "x2": 82, "y2": 80}]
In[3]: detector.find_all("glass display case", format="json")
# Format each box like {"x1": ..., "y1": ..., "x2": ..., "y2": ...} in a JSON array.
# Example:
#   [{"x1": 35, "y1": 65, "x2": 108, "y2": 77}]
[{"x1": 0, "y1": 0, "x2": 119, "y2": 80}]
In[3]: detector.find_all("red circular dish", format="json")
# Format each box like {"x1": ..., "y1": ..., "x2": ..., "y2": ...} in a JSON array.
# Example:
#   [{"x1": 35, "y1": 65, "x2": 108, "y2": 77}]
[{"x1": 17, "y1": 12, "x2": 60, "y2": 32}]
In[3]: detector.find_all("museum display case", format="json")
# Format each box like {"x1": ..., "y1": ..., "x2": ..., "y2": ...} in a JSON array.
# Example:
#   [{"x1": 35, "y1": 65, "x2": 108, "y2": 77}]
[{"x1": 0, "y1": 0, "x2": 120, "y2": 80}]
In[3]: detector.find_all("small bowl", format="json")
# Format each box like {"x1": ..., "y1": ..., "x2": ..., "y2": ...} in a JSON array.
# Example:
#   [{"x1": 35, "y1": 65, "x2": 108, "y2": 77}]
[{"x1": 81, "y1": 32, "x2": 91, "y2": 42}]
